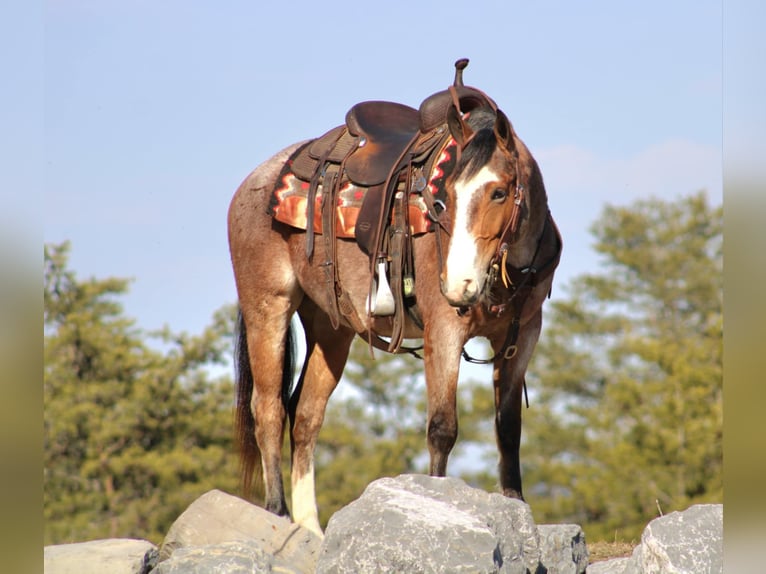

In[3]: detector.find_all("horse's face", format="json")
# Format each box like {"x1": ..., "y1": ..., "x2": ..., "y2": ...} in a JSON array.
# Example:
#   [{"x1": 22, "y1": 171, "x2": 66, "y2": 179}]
[{"x1": 441, "y1": 109, "x2": 521, "y2": 307}]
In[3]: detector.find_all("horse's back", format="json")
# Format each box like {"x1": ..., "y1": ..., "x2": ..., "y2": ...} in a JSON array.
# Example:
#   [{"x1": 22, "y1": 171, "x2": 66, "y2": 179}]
[{"x1": 228, "y1": 142, "x2": 306, "y2": 250}]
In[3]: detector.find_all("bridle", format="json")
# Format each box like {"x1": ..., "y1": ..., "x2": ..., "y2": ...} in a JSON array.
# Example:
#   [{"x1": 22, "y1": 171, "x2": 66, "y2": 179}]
[
  {"x1": 382, "y1": 103, "x2": 562, "y2": 376},
  {"x1": 423, "y1": 143, "x2": 562, "y2": 369},
  {"x1": 493, "y1": 159, "x2": 526, "y2": 290}
]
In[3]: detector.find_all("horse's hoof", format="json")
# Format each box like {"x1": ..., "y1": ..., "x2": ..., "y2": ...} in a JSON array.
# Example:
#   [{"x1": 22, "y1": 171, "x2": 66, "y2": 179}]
[{"x1": 502, "y1": 488, "x2": 525, "y2": 502}]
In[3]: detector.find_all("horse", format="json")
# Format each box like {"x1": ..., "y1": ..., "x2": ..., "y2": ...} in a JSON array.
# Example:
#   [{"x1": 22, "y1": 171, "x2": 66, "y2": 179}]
[{"x1": 228, "y1": 61, "x2": 562, "y2": 536}]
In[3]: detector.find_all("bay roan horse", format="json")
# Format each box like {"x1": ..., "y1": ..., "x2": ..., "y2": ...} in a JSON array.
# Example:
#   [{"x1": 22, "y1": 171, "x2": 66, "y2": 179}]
[{"x1": 228, "y1": 64, "x2": 562, "y2": 536}]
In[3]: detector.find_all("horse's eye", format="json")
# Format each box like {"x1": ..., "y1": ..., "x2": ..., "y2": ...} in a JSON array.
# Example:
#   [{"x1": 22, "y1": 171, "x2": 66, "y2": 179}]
[{"x1": 491, "y1": 188, "x2": 508, "y2": 202}]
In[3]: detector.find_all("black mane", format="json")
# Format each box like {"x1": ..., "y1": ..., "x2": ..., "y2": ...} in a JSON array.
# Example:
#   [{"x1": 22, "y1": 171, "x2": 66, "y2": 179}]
[{"x1": 454, "y1": 107, "x2": 500, "y2": 182}]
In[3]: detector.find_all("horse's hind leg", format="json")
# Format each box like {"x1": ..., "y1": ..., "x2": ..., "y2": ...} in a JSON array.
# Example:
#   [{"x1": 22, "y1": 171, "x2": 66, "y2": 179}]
[
  {"x1": 289, "y1": 299, "x2": 355, "y2": 536},
  {"x1": 240, "y1": 297, "x2": 298, "y2": 517}
]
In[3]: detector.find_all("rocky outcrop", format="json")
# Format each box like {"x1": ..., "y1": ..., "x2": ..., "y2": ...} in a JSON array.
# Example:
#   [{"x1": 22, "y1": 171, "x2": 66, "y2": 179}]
[
  {"x1": 587, "y1": 504, "x2": 723, "y2": 574},
  {"x1": 157, "y1": 489, "x2": 322, "y2": 573},
  {"x1": 42, "y1": 477, "x2": 722, "y2": 574}
]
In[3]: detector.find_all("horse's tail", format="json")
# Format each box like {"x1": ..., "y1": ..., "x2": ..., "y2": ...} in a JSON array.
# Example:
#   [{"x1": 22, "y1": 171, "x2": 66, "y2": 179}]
[{"x1": 234, "y1": 308, "x2": 296, "y2": 500}]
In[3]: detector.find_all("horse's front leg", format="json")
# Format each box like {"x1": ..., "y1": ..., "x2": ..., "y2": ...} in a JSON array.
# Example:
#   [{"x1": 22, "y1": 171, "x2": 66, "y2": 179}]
[
  {"x1": 423, "y1": 322, "x2": 464, "y2": 476},
  {"x1": 492, "y1": 309, "x2": 543, "y2": 500}
]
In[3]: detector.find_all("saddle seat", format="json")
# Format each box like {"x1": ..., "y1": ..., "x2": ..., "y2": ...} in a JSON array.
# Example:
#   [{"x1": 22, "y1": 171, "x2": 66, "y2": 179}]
[{"x1": 344, "y1": 101, "x2": 421, "y2": 188}]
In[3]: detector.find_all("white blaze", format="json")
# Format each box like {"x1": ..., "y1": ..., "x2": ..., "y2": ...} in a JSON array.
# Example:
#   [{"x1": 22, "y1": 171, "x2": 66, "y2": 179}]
[{"x1": 443, "y1": 165, "x2": 499, "y2": 302}]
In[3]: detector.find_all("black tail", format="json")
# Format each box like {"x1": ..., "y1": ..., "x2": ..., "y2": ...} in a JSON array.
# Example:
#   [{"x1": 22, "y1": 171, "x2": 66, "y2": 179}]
[{"x1": 234, "y1": 309, "x2": 296, "y2": 499}]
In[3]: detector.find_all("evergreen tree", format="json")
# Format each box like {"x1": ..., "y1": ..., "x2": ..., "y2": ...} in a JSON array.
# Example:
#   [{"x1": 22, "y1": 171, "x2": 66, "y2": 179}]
[
  {"x1": 44, "y1": 242, "x2": 239, "y2": 544},
  {"x1": 521, "y1": 192, "x2": 722, "y2": 540}
]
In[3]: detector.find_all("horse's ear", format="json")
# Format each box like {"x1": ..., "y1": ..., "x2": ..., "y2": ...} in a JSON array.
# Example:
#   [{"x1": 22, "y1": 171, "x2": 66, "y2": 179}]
[
  {"x1": 447, "y1": 105, "x2": 474, "y2": 149},
  {"x1": 494, "y1": 108, "x2": 516, "y2": 153}
]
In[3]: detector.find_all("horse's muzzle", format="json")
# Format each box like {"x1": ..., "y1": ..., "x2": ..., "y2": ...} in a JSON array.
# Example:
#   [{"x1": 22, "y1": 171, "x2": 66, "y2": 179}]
[{"x1": 440, "y1": 277, "x2": 481, "y2": 307}]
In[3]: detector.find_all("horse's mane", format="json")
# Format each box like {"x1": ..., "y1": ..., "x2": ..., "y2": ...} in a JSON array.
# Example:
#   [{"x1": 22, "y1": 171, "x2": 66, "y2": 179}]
[{"x1": 454, "y1": 107, "x2": 500, "y2": 182}]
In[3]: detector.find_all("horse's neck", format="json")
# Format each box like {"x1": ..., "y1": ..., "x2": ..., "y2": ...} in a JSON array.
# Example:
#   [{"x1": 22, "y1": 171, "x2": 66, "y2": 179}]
[{"x1": 504, "y1": 210, "x2": 546, "y2": 268}]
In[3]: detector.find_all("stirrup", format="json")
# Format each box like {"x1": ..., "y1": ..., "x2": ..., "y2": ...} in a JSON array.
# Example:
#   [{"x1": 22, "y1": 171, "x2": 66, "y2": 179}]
[{"x1": 367, "y1": 259, "x2": 395, "y2": 316}]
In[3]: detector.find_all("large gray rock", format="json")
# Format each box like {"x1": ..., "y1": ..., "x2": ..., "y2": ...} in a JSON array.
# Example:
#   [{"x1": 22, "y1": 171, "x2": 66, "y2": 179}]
[
  {"x1": 318, "y1": 474, "x2": 585, "y2": 574},
  {"x1": 43, "y1": 538, "x2": 158, "y2": 574},
  {"x1": 158, "y1": 489, "x2": 321, "y2": 574},
  {"x1": 587, "y1": 504, "x2": 722, "y2": 574},
  {"x1": 630, "y1": 504, "x2": 722, "y2": 574}
]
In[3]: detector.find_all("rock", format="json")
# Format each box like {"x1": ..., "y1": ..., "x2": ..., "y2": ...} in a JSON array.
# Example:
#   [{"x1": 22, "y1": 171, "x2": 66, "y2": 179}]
[
  {"x1": 317, "y1": 474, "x2": 586, "y2": 574},
  {"x1": 42, "y1": 484, "x2": 719, "y2": 573},
  {"x1": 43, "y1": 538, "x2": 158, "y2": 574},
  {"x1": 537, "y1": 524, "x2": 589, "y2": 574},
  {"x1": 151, "y1": 540, "x2": 303, "y2": 574},
  {"x1": 157, "y1": 489, "x2": 321, "y2": 574},
  {"x1": 630, "y1": 504, "x2": 722, "y2": 574},
  {"x1": 587, "y1": 504, "x2": 722, "y2": 574}
]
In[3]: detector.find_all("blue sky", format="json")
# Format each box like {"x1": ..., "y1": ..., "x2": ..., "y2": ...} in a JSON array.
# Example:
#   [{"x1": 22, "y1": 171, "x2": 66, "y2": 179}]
[{"x1": 38, "y1": 0, "x2": 724, "y2": 339}]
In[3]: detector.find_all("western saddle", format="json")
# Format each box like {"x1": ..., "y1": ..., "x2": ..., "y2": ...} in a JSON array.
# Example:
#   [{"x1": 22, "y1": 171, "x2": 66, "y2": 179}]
[{"x1": 282, "y1": 59, "x2": 497, "y2": 353}]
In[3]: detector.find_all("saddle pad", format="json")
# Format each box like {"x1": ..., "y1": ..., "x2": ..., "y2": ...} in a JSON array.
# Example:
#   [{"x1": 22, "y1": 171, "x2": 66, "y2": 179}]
[
  {"x1": 268, "y1": 137, "x2": 458, "y2": 239},
  {"x1": 269, "y1": 173, "x2": 430, "y2": 238}
]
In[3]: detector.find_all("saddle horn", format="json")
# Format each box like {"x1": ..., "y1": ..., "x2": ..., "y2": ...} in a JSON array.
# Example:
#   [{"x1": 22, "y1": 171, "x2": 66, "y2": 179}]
[
  {"x1": 419, "y1": 58, "x2": 494, "y2": 133},
  {"x1": 453, "y1": 58, "x2": 469, "y2": 86}
]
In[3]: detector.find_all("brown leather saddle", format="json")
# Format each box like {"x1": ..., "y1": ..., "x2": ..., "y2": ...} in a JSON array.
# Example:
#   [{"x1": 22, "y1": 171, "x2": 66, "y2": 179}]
[
  {"x1": 290, "y1": 59, "x2": 493, "y2": 255},
  {"x1": 279, "y1": 59, "x2": 496, "y2": 352}
]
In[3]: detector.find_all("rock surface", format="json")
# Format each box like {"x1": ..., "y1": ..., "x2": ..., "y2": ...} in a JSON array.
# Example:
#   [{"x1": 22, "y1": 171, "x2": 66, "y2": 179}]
[
  {"x1": 316, "y1": 474, "x2": 585, "y2": 574},
  {"x1": 537, "y1": 524, "x2": 589, "y2": 574},
  {"x1": 43, "y1": 538, "x2": 158, "y2": 574},
  {"x1": 152, "y1": 540, "x2": 304, "y2": 574},
  {"x1": 586, "y1": 557, "x2": 632, "y2": 574},
  {"x1": 587, "y1": 504, "x2": 723, "y2": 574}
]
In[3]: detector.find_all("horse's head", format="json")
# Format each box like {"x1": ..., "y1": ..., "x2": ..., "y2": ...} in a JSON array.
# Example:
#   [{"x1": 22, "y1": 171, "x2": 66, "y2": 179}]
[{"x1": 440, "y1": 106, "x2": 545, "y2": 307}]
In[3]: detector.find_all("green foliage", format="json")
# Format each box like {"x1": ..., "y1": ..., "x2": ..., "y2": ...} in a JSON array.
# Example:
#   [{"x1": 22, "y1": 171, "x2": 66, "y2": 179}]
[
  {"x1": 522, "y1": 192, "x2": 722, "y2": 540},
  {"x1": 44, "y1": 242, "x2": 239, "y2": 544}
]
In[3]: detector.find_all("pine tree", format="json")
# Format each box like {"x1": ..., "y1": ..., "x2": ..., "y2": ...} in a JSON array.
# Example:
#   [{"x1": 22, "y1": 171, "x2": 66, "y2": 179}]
[
  {"x1": 44, "y1": 242, "x2": 239, "y2": 544},
  {"x1": 521, "y1": 192, "x2": 722, "y2": 540}
]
